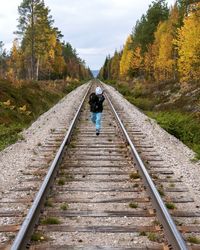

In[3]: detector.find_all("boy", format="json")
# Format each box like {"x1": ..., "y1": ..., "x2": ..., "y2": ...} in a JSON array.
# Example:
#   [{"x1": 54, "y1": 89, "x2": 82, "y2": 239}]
[{"x1": 89, "y1": 86, "x2": 105, "y2": 135}]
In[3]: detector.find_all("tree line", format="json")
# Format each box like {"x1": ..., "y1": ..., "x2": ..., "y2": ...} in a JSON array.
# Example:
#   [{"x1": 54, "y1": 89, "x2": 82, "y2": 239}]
[
  {"x1": 98, "y1": 0, "x2": 200, "y2": 84},
  {"x1": 0, "y1": 0, "x2": 92, "y2": 83}
]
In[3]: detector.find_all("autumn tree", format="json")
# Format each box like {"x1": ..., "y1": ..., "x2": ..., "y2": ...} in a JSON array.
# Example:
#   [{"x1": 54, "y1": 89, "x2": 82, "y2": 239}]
[
  {"x1": 110, "y1": 50, "x2": 121, "y2": 79},
  {"x1": 7, "y1": 39, "x2": 23, "y2": 82},
  {"x1": 99, "y1": 0, "x2": 199, "y2": 85},
  {"x1": 153, "y1": 4, "x2": 179, "y2": 81},
  {"x1": 97, "y1": 67, "x2": 104, "y2": 80},
  {"x1": 143, "y1": 44, "x2": 155, "y2": 79},
  {"x1": 130, "y1": 46, "x2": 143, "y2": 77},
  {"x1": 99, "y1": 56, "x2": 111, "y2": 80},
  {"x1": 132, "y1": 0, "x2": 169, "y2": 53},
  {"x1": 0, "y1": 41, "x2": 8, "y2": 79},
  {"x1": 13, "y1": 0, "x2": 91, "y2": 81},
  {"x1": 176, "y1": 0, "x2": 199, "y2": 24},
  {"x1": 61, "y1": 42, "x2": 92, "y2": 80},
  {"x1": 175, "y1": 2, "x2": 200, "y2": 83},
  {"x1": 120, "y1": 35, "x2": 134, "y2": 79},
  {"x1": 16, "y1": 0, "x2": 56, "y2": 80}
]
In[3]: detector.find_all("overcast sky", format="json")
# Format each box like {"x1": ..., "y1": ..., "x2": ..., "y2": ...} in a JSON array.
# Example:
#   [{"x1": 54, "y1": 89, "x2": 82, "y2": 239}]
[{"x1": 0, "y1": 0, "x2": 175, "y2": 70}]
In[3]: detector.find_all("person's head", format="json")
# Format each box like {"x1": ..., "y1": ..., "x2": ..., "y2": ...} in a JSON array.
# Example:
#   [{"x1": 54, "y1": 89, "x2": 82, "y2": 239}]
[{"x1": 95, "y1": 86, "x2": 103, "y2": 95}]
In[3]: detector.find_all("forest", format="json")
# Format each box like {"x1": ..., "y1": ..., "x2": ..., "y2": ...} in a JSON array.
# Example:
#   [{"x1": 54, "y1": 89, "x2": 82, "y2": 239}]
[
  {"x1": 99, "y1": 0, "x2": 200, "y2": 84},
  {"x1": 0, "y1": 0, "x2": 92, "y2": 83},
  {"x1": 99, "y1": 0, "x2": 200, "y2": 159}
]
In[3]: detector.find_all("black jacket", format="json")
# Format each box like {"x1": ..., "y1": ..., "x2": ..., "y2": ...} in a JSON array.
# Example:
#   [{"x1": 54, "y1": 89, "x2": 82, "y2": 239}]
[{"x1": 89, "y1": 92, "x2": 105, "y2": 112}]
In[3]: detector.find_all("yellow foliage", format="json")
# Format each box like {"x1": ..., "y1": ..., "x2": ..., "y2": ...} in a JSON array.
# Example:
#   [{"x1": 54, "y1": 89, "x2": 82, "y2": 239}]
[
  {"x1": 8, "y1": 39, "x2": 22, "y2": 84},
  {"x1": 144, "y1": 45, "x2": 155, "y2": 76},
  {"x1": 19, "y1": 105, "x2": 27, "y2": 112},
  {"x1": 175, "y1": 3, "x2": 200, "y2": 82},
  {"x1": 3, "y1": 99, "x2": 11, "y2": 106},
  {"x1": 10, "y1": 105, "x2": 16, "y2": 110},
  {"x1": 48, "y1": 34, "x2": 57, "y2": 61},
  {"x1": 1, "y1": 100, "x2": 16, "y2": 110},
  {"x1": 49, "y1": 33, "x2": 57, "y2": 48},
  {"x1": 154, "y1": 22, "x2": 175, "y2": 80},
  {"x1": 120, "y1": 35, "x2": 134, "y2": 78},
  {"x1": 110, "y1": 51, "x2": 120, "y2": 79},
  {"x1": 152, "y1": 4, "x2": 179, "y2": 81},
  {"x1": 26, "y1": 111, "x2": 32, "y2": 116},
  {"x1": 66, "y1": 76, "x2": 72, "y2": 82},
  {"x1": 130, "y1": 46, "x2": 143, "y2": 75}
]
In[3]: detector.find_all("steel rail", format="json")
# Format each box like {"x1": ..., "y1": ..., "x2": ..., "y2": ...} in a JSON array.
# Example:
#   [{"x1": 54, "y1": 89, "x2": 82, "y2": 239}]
[
  {"x1": 104, "y1": 90, "x2": 188, "y2": 250},
  {"x1": 11, "y1": 82, "x2": 92, "y2": 250}
]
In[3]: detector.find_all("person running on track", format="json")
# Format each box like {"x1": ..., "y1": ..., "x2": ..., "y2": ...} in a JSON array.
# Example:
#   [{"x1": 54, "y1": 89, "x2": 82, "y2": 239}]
[{"x1": 88, "y1": 86, "x2": 105, "y2": 136}]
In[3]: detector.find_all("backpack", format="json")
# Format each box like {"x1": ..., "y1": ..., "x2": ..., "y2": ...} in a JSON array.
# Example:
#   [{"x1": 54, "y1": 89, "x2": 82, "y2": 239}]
[{"x1": 89, "y1": 93, "x2": 99, "y2": 112}]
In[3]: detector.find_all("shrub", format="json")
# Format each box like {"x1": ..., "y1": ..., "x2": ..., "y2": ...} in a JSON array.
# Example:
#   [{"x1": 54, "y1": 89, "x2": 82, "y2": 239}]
[{"x1": 147, "y1": 111, "x2": 200, "y2": 159}]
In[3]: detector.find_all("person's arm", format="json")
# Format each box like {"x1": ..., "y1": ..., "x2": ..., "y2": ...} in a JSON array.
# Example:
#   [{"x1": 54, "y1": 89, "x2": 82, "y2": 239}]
[
  {"x1": 100, "y1": 95, "x2": 105, "y2": 103},
  {"x1": 88, "y1": 93, "x2": 93, "y2": 105}
]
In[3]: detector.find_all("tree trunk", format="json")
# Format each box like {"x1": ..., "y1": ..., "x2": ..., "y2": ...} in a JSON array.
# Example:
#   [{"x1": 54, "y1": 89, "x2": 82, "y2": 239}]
[
  {"x1": 36, "y1": 57, "x2": 40, "y2": 81},
  {"x1": 31, "y1": 0, "x2": 35, "y2": 80}
]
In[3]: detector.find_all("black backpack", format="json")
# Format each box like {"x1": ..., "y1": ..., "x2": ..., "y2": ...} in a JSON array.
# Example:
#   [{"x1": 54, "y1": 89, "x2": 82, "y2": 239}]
[{"x1": 89, "y1": 93, "x2": 99, "y2": 112}]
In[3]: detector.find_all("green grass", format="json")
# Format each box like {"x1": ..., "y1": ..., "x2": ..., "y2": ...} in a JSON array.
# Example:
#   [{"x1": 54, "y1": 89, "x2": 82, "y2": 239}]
[
  {"x1": 165, "y1": 202, "x2": 176, "y2": 210},
  {"x1": 58, "y1": 178, "x2": 65, "y2": 185},
  {"x1": 106, "y1": 80, "x2": 158, "y2": 111},
  {"x1": 44, "y1": 199, "x2": 53, "y2": 207},
  {"x1": 147, "y1": 111, "x2": 200, "y2": 159},
  {"x1": 65, "y1": 173, "x2": 74, "y2": 181},
  {"x1": 187, "y1": 236, "x2": 200, "y2": 244},
  {"x1": 147, "y1": 232, "x2": 160, "y2": 242},
  {"x1": 158, "y1": 188, "x2": 165, "y2": 197},
  {"x1": 129, "y1": 202, "x2": 138, "y2": 208},
  {"x1": 31, "y1": 232, "x2": 46, "y2": 242},
  {"x1": 129, "y1": 172, "x2": 140, "y2": 179},
  {"x1": 69, "y1": 142, "x2": 76, "y2": 148},
  {"x1": 0, "y1": 79, "x2": 83, "y2": 151},
  {"x1": 152, "y1": 220, "x2": 161, "y2": 226},
  {"x1": 140, "y1": 231, "x2": 147, "y2": 236},
  {"x1": 60, "y1": 203, "x2": 69, "y2": 210},
  {"x1": 41, "y1": 217, "x2": 60, "y2": 225},
  {"x1": 0, "y1": 123, "x2": 25, "y2": 150}
]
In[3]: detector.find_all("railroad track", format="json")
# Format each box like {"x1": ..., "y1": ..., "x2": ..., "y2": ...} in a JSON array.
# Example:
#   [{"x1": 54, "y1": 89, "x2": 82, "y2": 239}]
[{"x1": 0, "y1": 80, "x2": 200, "y2": 249}]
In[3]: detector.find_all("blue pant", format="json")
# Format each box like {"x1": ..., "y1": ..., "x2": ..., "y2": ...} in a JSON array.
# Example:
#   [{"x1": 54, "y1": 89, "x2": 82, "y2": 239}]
[{"x1": 91, "y1": 112, "x2": 102, "y2": 131}]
